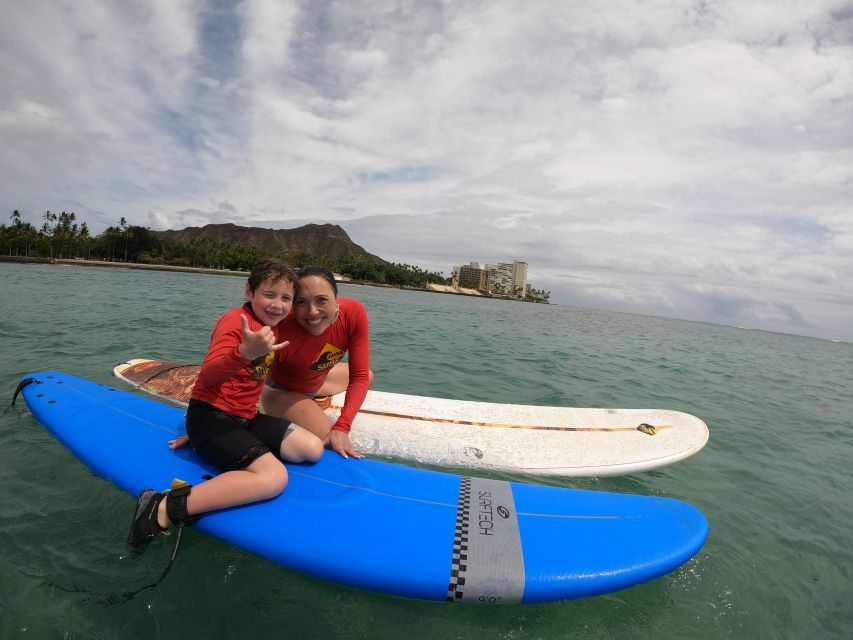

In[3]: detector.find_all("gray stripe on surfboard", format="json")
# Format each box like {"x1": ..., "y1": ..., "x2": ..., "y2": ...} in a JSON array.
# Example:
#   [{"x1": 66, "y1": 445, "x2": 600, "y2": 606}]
[{"x1": 447, "y1": 477, "x2": 525, "y2": 604}]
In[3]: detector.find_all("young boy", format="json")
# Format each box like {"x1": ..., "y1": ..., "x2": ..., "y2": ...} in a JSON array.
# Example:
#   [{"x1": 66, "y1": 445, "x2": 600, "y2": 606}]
[{"x1": 127, "y1": 258, "x2": 324, "y2": 556}]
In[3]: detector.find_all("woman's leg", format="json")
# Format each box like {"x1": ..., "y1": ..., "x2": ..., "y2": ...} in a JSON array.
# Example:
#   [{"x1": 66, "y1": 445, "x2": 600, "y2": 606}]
[
  {"x1": 314, "y1": 363, "x2": 374, "y2": 396},
  {"x1": 260, "y1": 364, "x2": 374, "y2": 440},
  {"x1": 315, "y1": 363, "x2": 350, "y2": 396},
  {"x1": 261, "y1": 385, "x2": 333, "y2": 440},
  {"x1": 280, "y1": 425, "x2": 324, "y2": 462}
]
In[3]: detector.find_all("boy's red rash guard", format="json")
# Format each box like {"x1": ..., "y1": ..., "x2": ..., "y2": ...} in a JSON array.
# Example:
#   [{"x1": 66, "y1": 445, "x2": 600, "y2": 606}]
[
  {"x1": 191, "y1": 304, "x2": 282, "y2": 419},
  {"x1": 269, "y1": 297, "x2": 370, "y2": 433}
]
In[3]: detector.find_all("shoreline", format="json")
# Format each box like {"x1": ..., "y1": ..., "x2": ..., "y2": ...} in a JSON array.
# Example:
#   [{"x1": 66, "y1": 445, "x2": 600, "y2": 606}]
[
  {"x1": 0, "y1": 254, "x2": 249, "y2": 277},
  {"x1": 0, "y1": 255, "x2": 548, "y2": 303}
]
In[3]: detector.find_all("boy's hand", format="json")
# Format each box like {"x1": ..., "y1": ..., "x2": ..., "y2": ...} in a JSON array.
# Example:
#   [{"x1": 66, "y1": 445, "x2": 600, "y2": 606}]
[
  {"x1": 169, "y1": 435, "x2": 190, "y2": 449},
  {"x1": 239, "y1": 314, "x2": 289, "y2": 361}
]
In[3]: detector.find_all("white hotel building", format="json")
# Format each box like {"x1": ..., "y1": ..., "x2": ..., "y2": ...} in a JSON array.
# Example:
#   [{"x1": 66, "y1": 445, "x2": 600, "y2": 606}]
[{"x1": 451, "y1": 260, "x2": 529, "y2": 297}]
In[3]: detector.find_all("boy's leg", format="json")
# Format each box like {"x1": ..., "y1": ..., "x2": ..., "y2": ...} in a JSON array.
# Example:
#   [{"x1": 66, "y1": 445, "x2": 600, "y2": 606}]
[
  {"x1": 150, "y1": 403, "x2": 289, "y2": 526},
  {"x1": 129, "y1": 452, "x2": 287, "y2": 555},
  {"x1": 246, "y1": 409, "x2": 324, "y2": 463},
  {"x1": 178, "y1": 452, "x2": 287, "y2": 518}
]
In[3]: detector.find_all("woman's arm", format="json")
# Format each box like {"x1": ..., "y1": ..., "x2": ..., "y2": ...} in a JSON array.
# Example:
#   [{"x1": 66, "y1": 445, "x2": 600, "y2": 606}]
[{"x1": 331, "y1": 301, "x2": 371, "y2": 434}]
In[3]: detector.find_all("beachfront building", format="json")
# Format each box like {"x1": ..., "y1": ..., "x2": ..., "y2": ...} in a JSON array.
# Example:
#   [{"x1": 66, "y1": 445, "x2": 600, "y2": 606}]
[
  {"x1": 451, "y1": 259, "x2": 533, "y2": 299},
  {"x1": 484, "y1": 262, "x2": 514, "y2": 295},
  {"x1": 512, "y1": 261, "x2": 528, "y2": 297},
  {"x1": 483, "y1": 260, "x2": 528, "y2": 297},
  {"x1": 445, "y1": 260, "x2": 551, "y2": 304},
  {"x1": 451, "y1": 262, "x2": 487, "y2": 290}
]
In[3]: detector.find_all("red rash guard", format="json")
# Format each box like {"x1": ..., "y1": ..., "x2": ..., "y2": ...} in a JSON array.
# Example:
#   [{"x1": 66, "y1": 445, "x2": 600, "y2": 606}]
[
  {"x1": 269, "y1": 297, "x2": 370, "y2": 433},
  {"x1": 190, "y1": 304, "x2": 283, "y2": 419}
]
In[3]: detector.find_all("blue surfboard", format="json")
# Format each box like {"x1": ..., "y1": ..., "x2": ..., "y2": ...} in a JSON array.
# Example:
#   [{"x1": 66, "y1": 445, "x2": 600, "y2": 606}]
[{"x1": 18, "y1": 372, "x2": 708, "y2": 604}]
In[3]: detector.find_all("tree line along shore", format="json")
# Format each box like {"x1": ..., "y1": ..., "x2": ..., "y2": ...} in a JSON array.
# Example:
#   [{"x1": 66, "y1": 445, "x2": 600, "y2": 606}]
[
  {"x1": 3, "y1": 211, "x2": 549, "y2": 302},
  {"x1": 2, "y1": 211, "x2": 448, "y2": 289}
]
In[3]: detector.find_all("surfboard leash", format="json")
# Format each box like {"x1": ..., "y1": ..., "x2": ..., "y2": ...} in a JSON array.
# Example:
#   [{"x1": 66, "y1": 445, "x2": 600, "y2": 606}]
[
  {"x1": 10, "y1": 376, "x2": 190, "y2": 604},
  {"x1": 21, "y1": 526, "x2": 187, "y2": 606},
  {"x1": 5, "y1": 377, "x2": 37, "y2": 416},
  {"x1": 96, "y1": 524, "x2": 187, "y2": 605},
  {"x1": 96, "y1": 480, "x2": 195, "y2": 604}
]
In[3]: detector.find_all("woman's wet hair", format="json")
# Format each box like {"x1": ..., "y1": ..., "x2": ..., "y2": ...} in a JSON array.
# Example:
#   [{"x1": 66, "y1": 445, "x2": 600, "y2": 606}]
[
  {"x1": 296, "y1": 265, "x2": 338, "y2": 296},
  {"x1": 247, "y1": 259, "x2": 298, "y2": 293}
]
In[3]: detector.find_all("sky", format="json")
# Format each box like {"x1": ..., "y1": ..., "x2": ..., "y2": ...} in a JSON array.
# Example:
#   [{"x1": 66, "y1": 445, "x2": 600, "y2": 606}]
[{"x1": 2, "y1": 1, "x2": 852, "y2": 343}]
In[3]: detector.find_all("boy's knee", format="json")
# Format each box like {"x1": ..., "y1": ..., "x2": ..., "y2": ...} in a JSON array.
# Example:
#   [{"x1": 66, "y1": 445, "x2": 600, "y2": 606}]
[
  {"x1": 368, "y1": 369, "x2": 375, "y2": 385},
  {"x1": 259, "y1": 465, "x2": 288, "y2": 498}
]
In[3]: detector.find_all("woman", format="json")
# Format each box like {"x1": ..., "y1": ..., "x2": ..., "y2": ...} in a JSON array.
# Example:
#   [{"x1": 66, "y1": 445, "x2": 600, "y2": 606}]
[{"x1": 261, "y1": 265, "x2": 374, "y2": 459}]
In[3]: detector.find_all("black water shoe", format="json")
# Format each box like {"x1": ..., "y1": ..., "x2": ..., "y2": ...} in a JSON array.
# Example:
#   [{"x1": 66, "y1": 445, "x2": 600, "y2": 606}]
[{"x1": 127, "y1": 489, "x2": 166, "y2": 557}]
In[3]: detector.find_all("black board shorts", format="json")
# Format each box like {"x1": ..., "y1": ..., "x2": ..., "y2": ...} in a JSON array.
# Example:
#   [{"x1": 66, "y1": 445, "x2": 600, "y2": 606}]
[{"x1": 186, "y1": 399, "x2": 295, "y2": 471}]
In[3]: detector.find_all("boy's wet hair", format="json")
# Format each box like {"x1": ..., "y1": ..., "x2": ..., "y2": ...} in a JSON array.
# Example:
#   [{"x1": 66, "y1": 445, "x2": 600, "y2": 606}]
[
  {"x1": 296, "y1": 265, "x2": 338, "y2": 296},
  {"x1": 247, "y1": 259, "x2": 298, "y2": 293}
]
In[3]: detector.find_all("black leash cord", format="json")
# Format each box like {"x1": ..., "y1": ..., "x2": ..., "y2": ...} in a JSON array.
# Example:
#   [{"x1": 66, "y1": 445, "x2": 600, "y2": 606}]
[
  {"x1": 11, "y1": 375, "x2": 186, "y2": 604},
  {"x1": 39, "y1": 525, "x2": 187, "y2": 606},
  {"x1": 10, "y1": 377, "x2": 37, "y2": 407}
]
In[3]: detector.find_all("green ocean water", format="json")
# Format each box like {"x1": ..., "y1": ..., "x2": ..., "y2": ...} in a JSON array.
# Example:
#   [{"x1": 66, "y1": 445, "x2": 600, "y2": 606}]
[{"x1": 0, "y1": 261, "x2": 851, "y2": 639}]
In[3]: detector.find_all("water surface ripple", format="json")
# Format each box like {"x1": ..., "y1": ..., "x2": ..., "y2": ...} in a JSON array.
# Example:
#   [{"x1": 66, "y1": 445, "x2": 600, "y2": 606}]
[{"x1": 1, "y1": 263, "x2": 851, "y2": 639}]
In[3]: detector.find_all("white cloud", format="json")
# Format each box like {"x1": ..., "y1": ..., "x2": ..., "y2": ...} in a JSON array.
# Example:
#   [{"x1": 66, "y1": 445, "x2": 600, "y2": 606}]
[
  {"x1": 2, "y1": 0, "x2": 852, "y2": 341},
  {"x1": 240, "y1": 0, "x2": 299, "y2": 77}
]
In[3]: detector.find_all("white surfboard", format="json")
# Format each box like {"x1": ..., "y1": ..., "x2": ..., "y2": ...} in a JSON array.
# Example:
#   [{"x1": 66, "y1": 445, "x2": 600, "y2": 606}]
[{"x1": 114, "y1": 359, "x2": 709, "y2": 477}]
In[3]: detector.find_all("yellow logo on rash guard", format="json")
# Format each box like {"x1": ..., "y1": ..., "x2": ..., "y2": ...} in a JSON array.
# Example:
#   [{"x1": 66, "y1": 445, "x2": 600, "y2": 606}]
[
  {"x1": 251, "y1": 351, "x2": 276, "y2": 383},
  {"x1": 311, "y1": 343, "x2": 345, "y2": 372}
]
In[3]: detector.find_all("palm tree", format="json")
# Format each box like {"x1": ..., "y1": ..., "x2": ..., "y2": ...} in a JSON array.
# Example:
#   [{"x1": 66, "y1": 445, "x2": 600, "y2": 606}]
[
  {"x1": 55, "y1": 211, "x2": 72, "y2": 257},
  {"x1": 120, "y1": 217, "x2": 128, "y2": 262},
  {"x1": 22, "y1": 222, "x2": 36, "y2": 256},
  {"x1": 68, "y1": 212, "x2": 77, "y2": 256},
  {"x1": 79, "y1": 222, "x2": 90, "y2": 259},
  {"x1": 106, "y1": 225, "x2": 120, "y2": 261},
  {"x1": 41, "y1": 210, "x2": 57, "y2": 257}
]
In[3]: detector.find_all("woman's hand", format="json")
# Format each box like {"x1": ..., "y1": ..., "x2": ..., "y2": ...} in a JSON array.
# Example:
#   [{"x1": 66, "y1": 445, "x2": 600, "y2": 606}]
[{"x1": 329, "y1": 429, "x2": 363, "y2": 460}]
